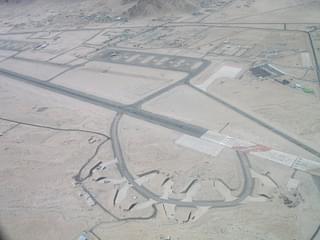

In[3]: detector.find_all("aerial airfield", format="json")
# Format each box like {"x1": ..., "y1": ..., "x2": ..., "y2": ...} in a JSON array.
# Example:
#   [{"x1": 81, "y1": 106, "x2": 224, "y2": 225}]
[{"x1": 0, "y1": 0, "x2": 320, "y2": 239}]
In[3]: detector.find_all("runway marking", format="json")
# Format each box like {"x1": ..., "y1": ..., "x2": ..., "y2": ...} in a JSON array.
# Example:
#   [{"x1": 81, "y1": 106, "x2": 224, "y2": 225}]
[{"x1": 202, "y1": 131, "x2": 320, "y2": 176}]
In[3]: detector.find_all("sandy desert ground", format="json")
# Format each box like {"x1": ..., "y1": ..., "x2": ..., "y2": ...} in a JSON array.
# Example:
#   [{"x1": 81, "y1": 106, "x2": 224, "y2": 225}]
[{"x1": 0, "y1": 0, "x2": 320, "y2": 239}]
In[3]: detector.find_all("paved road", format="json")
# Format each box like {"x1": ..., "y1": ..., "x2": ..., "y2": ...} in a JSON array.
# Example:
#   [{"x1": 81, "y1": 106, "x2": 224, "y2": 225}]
[
  {"x1": 111, "y1": 113, "x2": 253, "y2": 208},
  {"x1": 0, "y1": 67, "x2": 208, "y2": 135},
  {"x1": 0, "y1": 44, "x2": 317, "y2": 207},
  {"x1": 308, "y1": 30, "x2": 320, "y2": 85},
  {"x1": 0, "y1": 60, "x2": 254, "y2": 208},
  {"x1": 1, "y1": 49, "x2": 319, "y2": 158}
]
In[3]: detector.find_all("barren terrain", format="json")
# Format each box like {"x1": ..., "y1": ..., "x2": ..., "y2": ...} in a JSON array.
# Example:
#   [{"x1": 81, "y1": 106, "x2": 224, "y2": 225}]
[{"x1": 0, "y1": 0, "x2": 320, "y2": 240}]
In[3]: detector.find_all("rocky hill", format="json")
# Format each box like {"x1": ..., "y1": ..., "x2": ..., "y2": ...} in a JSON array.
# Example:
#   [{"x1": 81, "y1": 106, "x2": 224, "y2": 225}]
[
  {"x1": 124, "y1": 0, "x2": 199, "y2": 17},
  {"x1": 123, "y1": 0, "x2": 234, "y2": 18}
]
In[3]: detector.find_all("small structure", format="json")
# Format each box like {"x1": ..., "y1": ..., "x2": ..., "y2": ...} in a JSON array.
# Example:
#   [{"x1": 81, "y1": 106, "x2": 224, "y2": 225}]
[{"x1": 250, "y1": 64, "x2": 285, "y2": 78}]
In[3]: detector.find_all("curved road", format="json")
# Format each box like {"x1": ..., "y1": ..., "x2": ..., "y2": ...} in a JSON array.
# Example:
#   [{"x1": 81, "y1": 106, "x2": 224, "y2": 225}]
[{"x1": 110, "y1": 113, "x2": 254, "y2": 208}]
